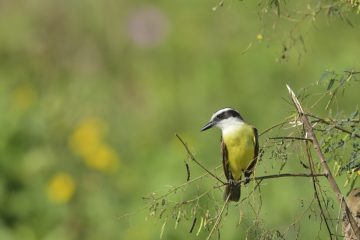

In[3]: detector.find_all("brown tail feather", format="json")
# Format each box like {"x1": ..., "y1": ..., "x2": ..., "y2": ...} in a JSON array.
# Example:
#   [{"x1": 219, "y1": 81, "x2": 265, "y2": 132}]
[{"x1": 224, "y1": 184, "x2": 241, "y2": 202}]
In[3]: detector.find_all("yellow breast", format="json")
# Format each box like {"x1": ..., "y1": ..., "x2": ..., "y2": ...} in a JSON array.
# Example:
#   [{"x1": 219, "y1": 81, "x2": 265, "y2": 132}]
[{"x1": 222, "y1": 124, "x2": 255, "y2": 180}]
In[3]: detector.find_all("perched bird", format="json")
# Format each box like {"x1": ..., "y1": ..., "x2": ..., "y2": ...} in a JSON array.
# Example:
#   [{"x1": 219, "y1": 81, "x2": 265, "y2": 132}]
[
  {"x1": 201, "y1": 108, "x2": 259, "y2": 202},
  {"x1": 343, "y1": 188, "x2": 360, "y2": 240}
]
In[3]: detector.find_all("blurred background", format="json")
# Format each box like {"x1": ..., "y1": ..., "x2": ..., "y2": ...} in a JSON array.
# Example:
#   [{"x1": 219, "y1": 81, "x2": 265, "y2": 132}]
[{"x1": 0, "y1": 0, "x2": 359, "y2": 239}]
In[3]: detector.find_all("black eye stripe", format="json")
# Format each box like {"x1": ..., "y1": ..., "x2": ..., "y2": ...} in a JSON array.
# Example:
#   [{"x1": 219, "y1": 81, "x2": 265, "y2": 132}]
[
  {"x1": 218, "y1": 112, "x2": 226, "y2": 118},
  {"x1": 215, "y1": 109, "x2": 243, "y2": 120}
]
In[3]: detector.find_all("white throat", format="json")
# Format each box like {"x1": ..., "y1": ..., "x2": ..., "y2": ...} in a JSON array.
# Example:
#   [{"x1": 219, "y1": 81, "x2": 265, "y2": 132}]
[{"x1": 215, "y1": 117, "x2": 244, "y2": 134}]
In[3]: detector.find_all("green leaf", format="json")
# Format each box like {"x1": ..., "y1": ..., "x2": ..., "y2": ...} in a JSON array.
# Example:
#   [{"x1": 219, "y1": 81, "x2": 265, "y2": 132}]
[
  {"x1": 350, "y1": 110, "x2": 359, "y2": 119},
  {"x1": 327, "y1": 78, "x2": 335, "y2": 90},
  {"x1": 160, "y1": 219, "x2": 167, "y2": 239},
  {"x1": 318, "y1": 70, "x2": 332, "y2": 83}
]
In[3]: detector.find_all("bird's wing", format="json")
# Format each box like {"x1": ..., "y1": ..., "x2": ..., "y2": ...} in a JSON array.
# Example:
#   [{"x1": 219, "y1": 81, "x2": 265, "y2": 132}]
[
  {"x1": 244, "y1": 127, "x2": 259, "y2": 178},
  {"x1": 221, "y1": 136, "x2": 231, "y2": 181}
]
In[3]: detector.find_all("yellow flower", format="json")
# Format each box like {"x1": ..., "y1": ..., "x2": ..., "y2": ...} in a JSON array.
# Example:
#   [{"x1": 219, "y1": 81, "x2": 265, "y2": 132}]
[
  {"x1": 69, "y1": 118, "x2": 120, "y2": 173},
  {"x1": 69, "y1": 118, "x2": 105, "y2": 156},
  {"x1": 11, "y1": 83, "x2": 37, "y2": 111},
  {"x1": 256, "y1": 34, "x2": 264, "y2": 40},
  {"x1": 47, "y1": 173, "x2": 75, "y2": 204},
  {"x1": 84, "y1": 144, "x2": 118, "y2": 172}
]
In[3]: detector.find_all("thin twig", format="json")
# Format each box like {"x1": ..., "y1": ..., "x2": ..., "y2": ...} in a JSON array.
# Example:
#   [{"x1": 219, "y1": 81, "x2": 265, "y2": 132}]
[
  {"x1": 269, "y1": 136, "x2": 313, "y2": 141},
  {"x1": 344, "y1": 70, "x2": 360, "y2": 75},
  {"x1": 260, "y1": 119, "x2": 290, "y2": 136},
  {"x1": 318, "y1": 185, "x2": 339, "y2": 239},
  {"x1": 304, "y1": 139, "x2": 334, "y2": 239},
  {"x1": 117, "y1": 205, "x2": 148, "y2": 219},
  {"x1": 287, "y1": 85, "x2": 360, "y2": 239},
  {"x1": 325, "y1": 87, "x2": 338, "y2": 111},
  {"x1": 214, "y1": 172, "x2": 328, "y2": 188},
  {"x1": 237, "y1": 172, "x2": 328, "y2": 184},
  {"x1": 240, "y1": 179, "x2": 263, "y2": 203},
  {"x1": 181, "y1": 188, "x2": 214, "y2": 205},
  {"x1": 176, "y1": 133, "x2": 225, "y2": 184},
  {"x1": 307, "y1": 113, "x2": 360, "y2": 138},
  {"x1": 335, "y1": 197, "x2": 344, "y2": 238},
  {"x1": 153, "y1": 165, "x2": 222, "y2": 201},
  {"x1": 206, "y1": 193, "x2": 230, "y2": 240}
]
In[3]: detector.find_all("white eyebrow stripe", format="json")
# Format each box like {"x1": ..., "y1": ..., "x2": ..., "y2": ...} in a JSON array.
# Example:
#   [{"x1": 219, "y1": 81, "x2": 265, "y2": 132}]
[{"x1": 211, "y1": 108, "x2": 233, "y2": 120}]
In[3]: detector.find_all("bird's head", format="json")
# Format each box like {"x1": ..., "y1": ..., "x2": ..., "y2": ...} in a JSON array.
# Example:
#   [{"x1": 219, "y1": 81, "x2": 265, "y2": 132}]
[{"x1": 201, "y1": 107, "x2": 244, "y2": 132}]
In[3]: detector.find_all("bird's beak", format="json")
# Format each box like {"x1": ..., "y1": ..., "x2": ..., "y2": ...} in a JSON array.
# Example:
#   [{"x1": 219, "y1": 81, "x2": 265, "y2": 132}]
[{"x1": 201, "y1": 121, "x2": 215, "y2": 132}]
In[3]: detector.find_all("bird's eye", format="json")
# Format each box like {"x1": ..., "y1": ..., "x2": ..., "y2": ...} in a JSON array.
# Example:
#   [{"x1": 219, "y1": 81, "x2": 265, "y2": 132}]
[{"x1": 219, "y1": 112, "x2": 227, "y2": 119}]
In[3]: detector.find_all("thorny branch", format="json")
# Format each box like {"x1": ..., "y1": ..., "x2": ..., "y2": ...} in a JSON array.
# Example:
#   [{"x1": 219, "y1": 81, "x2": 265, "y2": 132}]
[{"x1": 287, "y1": 85, "x2": 360, "y2": 239}]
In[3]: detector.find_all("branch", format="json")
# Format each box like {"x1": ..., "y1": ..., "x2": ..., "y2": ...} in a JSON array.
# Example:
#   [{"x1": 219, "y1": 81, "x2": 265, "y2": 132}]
[
  {"x1": 241, "y1": 172, "x2": 327, "y2": 183},
  {"x1": 206, "y1": 193, "x2": 230, "y2": 240},
  {"x1": 176, "y1": 134, "x2": 226, "y2": 184},
  {"x1": 304, "y1": 139, "x2": 333, "y2": 238},
  {"x1": 344, "y1": 70, "x2": 360, "y2": 75},
  {"x1": 287, "y1": 85, "x2": 360, "y2": 239},
  {"x1": 307, "y1": 113, "x2": 360, "y2": 138},
  {"x1": 214, "y1": 172, "x2": 328, "y2": 188},
  {"x1": 269, "y1": 136, "x2": 312, "y2": 141}
]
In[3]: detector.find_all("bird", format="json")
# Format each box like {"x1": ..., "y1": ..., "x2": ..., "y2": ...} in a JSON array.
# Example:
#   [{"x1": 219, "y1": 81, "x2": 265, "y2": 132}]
[{"x1": 201, "y1": 107, "x2": 259, "y2": 202}]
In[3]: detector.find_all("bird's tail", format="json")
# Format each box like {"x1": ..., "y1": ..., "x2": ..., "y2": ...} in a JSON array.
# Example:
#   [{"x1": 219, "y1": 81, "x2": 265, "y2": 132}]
[{"x1": 224, "y1": 183, "x2": 241, "y2": 202}]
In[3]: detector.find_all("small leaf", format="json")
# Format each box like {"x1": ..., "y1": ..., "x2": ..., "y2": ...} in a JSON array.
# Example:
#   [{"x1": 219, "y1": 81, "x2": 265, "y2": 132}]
[
  {"x1": 327, "y1": 78, "x2": 335, "y2": 90},
  {"x1": 159, "y1": 208, "x2": 166, "y2": 219},
  {"x1": 196, "y1": 217, "x2": 204, "y2": 236},
  {"x1": 189, "y1": 217, "x2": 197, "y2": 233},
  {"x1": 350, "y1": 110, "x2": 359, "y2": 119},
  {"x1": 318, "y1": 70, "x2": 332, "y2": 84},
  {"x1": 160, "y1": 220, "x2": 167, "y2": 239},
  {"x1": 174, "y1": 210, "x2": 181, "y2": 229},
  {"x1": 300, "y1": 160, "x2": 309, "y2": 169},
  {"x1": 185, "y1": 162, "x2": 190, "y2": 181}
]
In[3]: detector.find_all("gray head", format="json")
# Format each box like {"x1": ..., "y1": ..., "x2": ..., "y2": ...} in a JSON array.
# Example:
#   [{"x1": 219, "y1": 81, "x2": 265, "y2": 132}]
[{"x1": 201, "y1": 108, "x2": 244, "y2": 131}]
